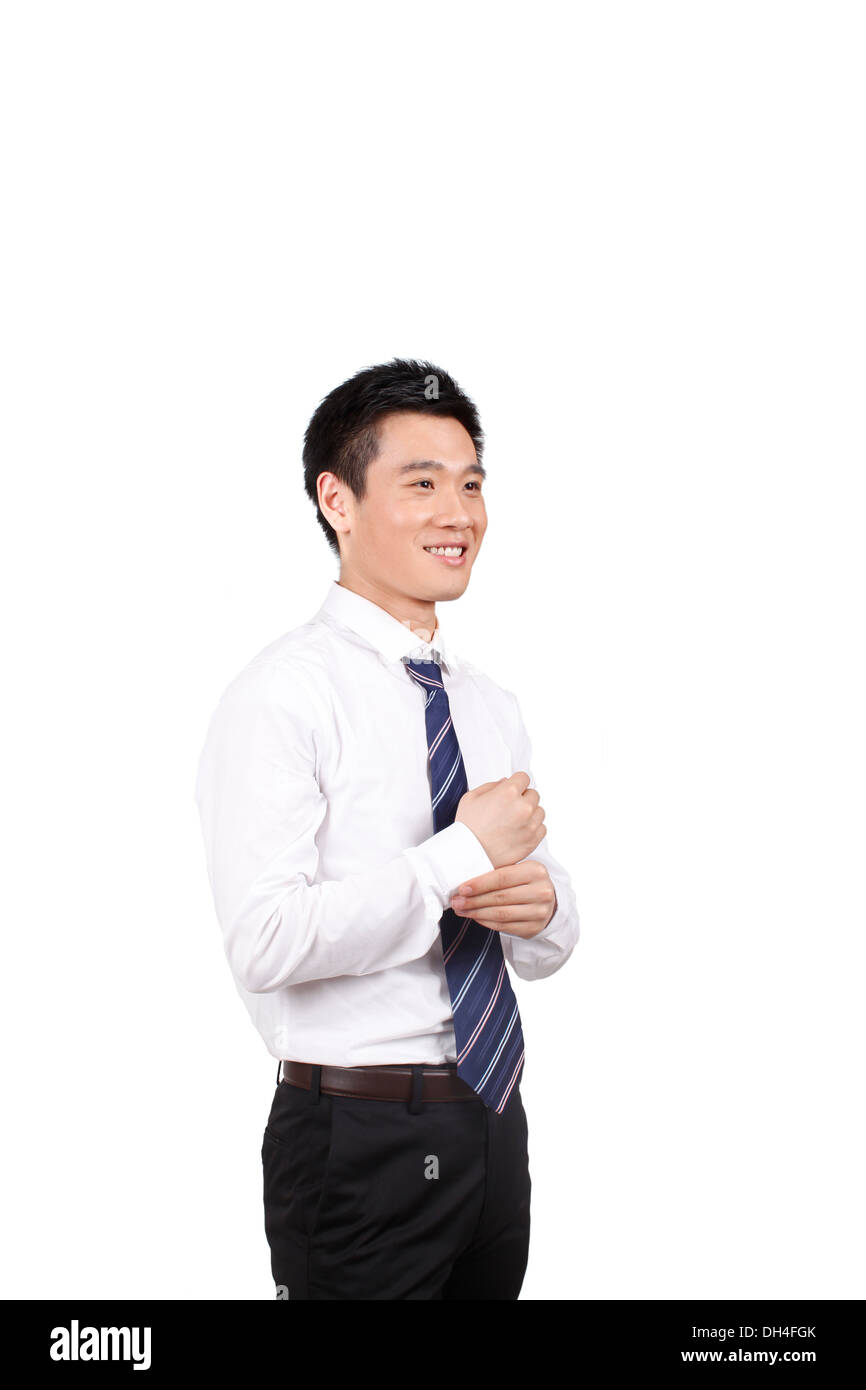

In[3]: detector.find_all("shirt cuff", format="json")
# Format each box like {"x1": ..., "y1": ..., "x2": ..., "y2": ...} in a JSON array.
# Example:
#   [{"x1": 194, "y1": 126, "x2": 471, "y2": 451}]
[{"x1": 403, "y1": 821, "x2": 495, "y2": 923}]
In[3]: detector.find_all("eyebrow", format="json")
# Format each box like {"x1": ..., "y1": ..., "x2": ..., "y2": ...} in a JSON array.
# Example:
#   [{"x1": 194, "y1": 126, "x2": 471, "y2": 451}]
[{"x1": 396, "y1": 459, "x2": 487, "y2": 479}]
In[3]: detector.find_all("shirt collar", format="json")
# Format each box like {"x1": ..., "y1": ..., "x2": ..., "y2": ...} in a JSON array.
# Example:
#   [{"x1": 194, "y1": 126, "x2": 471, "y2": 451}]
[{"x1": 313, "y1": 580, "x2": 460, "y2": 674}]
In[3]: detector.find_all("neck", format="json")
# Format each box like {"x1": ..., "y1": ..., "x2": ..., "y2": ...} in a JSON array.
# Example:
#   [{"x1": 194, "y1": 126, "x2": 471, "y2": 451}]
[{"x1": 336, "y1": 573, "x2": 437, "y2": 643}]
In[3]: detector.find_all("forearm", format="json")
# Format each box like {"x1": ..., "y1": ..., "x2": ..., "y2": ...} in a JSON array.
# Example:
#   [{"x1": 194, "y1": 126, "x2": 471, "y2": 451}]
[{"x1": 210, "y1": 820, "x2": 495, "y2": 993}]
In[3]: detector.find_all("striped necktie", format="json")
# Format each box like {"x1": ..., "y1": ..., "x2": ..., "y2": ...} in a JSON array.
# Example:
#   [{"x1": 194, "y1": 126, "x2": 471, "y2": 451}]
[{"x1": 404, "y1": 657, "x2": 525, "y2": 1115}]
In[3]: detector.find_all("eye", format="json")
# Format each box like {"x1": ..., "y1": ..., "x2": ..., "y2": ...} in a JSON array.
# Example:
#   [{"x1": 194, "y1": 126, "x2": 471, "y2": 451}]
[{"x1": 411, "y1": 478, "x2": 482, "y2": 491}]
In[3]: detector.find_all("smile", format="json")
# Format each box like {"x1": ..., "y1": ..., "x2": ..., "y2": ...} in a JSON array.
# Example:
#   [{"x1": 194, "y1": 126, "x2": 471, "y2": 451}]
[{"x1": 423, "y1": 546, "x2": 467, "y2": 566}]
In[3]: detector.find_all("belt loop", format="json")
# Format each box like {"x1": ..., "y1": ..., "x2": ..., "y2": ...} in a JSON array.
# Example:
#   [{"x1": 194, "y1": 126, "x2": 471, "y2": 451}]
[
  {"x1": 408, "y1": 1064, "x2": 424, "y2": 1115},
  {"x1": 310, "y1": 1064, "x2": 322, "y2": 1106},
  {"x1": 276, "y1": 1059, "x2": 282, "y2": 1087}
]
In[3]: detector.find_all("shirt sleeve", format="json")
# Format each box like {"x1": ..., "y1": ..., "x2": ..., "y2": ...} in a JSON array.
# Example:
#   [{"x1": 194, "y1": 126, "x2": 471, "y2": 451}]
[
  {"x1": 496, "y1": 688, "x2": 581, "y2": 981},
  {"x1": 193, "y1": 661, "x2": 494, "y2": 993}
]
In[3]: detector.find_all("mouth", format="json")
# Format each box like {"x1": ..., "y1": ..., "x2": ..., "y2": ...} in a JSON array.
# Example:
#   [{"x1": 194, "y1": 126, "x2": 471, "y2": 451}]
[{"x1": 422, "y1": 544, "x2": 468, "y2": 567}]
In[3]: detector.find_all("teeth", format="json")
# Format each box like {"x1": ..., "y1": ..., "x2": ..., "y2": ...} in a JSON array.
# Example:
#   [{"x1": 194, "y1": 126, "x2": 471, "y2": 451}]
[{"x1": 425, "y1": 546, "x2": 464, "y2": 556}]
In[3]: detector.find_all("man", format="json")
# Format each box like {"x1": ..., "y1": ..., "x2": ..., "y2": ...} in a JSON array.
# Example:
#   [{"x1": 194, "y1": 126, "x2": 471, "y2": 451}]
[{"x1": 194, "y1": 357, "x2": 579, "y2": 1300}]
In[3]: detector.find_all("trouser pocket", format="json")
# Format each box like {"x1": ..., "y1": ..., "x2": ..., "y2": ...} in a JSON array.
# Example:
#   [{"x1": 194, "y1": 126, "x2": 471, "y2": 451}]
[{"x1": 261, "y1": 1083, "x2": 334, "y2": 1299}]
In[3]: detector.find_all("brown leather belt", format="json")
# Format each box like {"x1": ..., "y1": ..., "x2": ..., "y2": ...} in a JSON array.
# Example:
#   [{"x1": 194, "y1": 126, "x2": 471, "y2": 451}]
[{"x1": 280, "y1": 1059, "x2": 478, "y2": 1102}]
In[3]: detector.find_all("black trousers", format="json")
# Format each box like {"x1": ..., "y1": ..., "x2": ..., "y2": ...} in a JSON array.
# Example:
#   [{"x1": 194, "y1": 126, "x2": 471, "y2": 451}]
[{"x1": 261, "y1": 1067, "x2": 532, "y2": 1300}]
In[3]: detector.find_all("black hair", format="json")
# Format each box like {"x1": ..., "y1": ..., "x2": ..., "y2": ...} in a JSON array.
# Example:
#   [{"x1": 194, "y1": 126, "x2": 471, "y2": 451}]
[{"x1": 302, "y1": 357, "x2": 484, "y2": 557}]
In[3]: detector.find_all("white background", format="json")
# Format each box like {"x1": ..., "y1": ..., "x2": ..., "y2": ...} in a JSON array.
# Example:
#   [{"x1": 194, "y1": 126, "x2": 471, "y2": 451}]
[{"x1": 2, "y1": 1, "x2": 864, "y2": 1300}]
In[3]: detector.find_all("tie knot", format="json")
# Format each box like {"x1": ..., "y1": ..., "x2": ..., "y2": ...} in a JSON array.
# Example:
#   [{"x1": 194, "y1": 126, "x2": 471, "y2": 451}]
[{"x1": 403, "y1": 657, "x2": 444, "y2": 691}]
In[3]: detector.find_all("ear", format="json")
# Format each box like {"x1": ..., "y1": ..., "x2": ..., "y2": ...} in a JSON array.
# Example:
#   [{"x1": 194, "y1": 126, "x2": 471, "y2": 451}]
[{"x1": 317, "y1": 471, "x2": 353, "y2": 542}]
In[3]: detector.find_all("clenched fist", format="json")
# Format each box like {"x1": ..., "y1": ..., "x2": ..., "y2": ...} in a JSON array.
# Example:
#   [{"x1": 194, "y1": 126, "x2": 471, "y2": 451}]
[{"x1": 455, "y1": 772, "x2": 546, "y2": 868}]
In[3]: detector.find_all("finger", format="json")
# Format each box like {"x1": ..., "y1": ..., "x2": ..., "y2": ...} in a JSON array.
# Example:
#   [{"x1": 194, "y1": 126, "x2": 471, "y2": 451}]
[
  {"x1": 451, "y1": 869, "x2": 540, "y2": 909},
  {"x1": 450, "y1": 869, "x2": 504, "y2": 900},
  {"x1": 453, "y1": 882, "x2": 539, "y2": 910},
  {"x1": 470, "y1": 911, "x2": 547, "y2": 937},
  {"x1": 465, "y1": 901, "x2": 553, "y2": 924},
  {"x1": 451, "y1": 861, "x2": 532, "y2": 900}
]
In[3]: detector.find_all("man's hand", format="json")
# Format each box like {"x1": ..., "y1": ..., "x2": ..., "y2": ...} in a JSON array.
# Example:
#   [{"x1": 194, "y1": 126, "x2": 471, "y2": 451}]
[
  {"x1": 455, "y1": 772, "x2": 546, "y2": 868},
  {"x1": 449, "y1": 860, "x2": 557, "y2": 939}
]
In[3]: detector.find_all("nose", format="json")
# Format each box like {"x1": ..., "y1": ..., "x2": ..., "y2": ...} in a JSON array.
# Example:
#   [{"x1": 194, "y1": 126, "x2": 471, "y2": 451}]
[{"x1": 432, "y1": 483, "x2": 474, "y2": 528}]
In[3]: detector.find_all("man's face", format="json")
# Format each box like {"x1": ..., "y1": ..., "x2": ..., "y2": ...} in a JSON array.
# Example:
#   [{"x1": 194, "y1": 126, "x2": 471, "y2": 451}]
[{"x1": 337, "y1": 411, "x2": 488, "y2": 603}]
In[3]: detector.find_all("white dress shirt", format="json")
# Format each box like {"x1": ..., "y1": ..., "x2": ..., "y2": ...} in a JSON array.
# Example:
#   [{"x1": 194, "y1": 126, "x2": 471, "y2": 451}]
[{"x1": 194, "y1": 580, "x2": 580, "y2": 1066}]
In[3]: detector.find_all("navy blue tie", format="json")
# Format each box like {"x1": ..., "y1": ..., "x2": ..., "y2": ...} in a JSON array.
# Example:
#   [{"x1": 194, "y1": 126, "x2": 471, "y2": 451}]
[{"x1": 404, "y1": 657, "x2": 525, "y2": 1114}]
